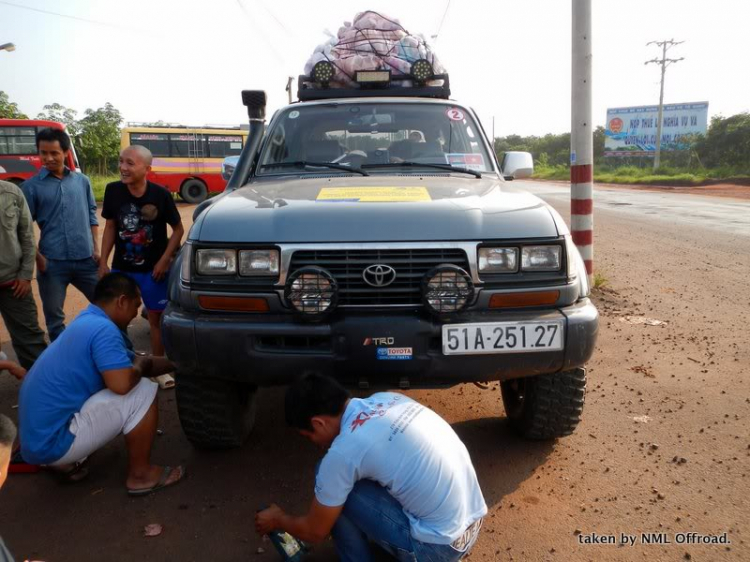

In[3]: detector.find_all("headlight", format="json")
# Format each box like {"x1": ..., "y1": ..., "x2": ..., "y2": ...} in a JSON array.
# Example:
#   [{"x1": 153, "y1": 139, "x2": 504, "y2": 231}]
[
  {"x1": 422, "y1": 265, "x2": 474, "y2": 314},
  {"x1": 478, "y1": 247, "x2": 518, "y2": 273},
  {"x1": 196, "y1": 249, "x2": 236, "y2": 275},
  {"x1": 239, "y1": 250, "x2": 279, "y2": 276},
  {"x1": 285, "y1": 267, "x2": 338, "y2": 317},
  {"x1": 521, "y1": 245, "x2": 561, "y2": 271}
]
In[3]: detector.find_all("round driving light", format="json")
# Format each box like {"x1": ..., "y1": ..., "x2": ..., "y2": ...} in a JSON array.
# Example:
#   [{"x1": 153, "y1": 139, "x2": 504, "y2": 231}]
[
  {"x1": 312, "y1": 61, "x2": 335, "y2": 85},
  {"x1": 422, "y1": 265, "x2": 474, "y2": 314},
  {"x1": 410, "y1": 59, "x2": 434, "y2": 82},
  {"x1": 285, "y1": 266, "x2": 338, "y2": 317}
]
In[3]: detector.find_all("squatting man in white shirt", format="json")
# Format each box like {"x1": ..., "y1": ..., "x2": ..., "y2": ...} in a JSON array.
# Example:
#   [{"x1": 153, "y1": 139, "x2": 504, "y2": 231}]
[{"x1": 255, "y1": 373, "x2": 487, "y2": 561}]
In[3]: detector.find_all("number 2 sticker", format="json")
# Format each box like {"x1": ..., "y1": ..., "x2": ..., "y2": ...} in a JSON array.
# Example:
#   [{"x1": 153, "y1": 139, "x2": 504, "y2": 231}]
[{"x1": 446, "y1": 108, "x2": 464, "y2": 121}]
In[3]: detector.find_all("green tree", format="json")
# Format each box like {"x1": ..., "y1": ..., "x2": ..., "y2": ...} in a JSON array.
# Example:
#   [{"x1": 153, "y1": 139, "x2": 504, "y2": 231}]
[
  {"x1": 77, "y1": 102, "x2": 123, "y2": 174},
  {"x1": 693, "y1": 113, "x2": 750, "y2": 170},
  {"x1": 36, "y1": 103, "x2": 80, "y2": 137},
  {"x1": 0, "y1": 90, "x2": 28, "y2": 119}
]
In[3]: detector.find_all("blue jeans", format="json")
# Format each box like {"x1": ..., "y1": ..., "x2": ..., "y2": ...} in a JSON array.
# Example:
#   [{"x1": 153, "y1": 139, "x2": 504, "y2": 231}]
[
  {"x1": 331, "y1": 479, "x2": 478, "y2": 562},
  {"x1": 37, "y1": 257, "x2": 99, "y2": 341}
]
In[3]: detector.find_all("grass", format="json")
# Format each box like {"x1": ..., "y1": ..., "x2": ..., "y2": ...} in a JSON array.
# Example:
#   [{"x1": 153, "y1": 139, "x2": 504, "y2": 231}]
[
  {"x1": 90, "y1": 174, "x2": 119, "y2": 201},
  {"x1": 593, "y1": 271, "x2": 608, "y2": 289},
  {"x1": 532, "y1": 164, "x2": 750, "y2": 186}
]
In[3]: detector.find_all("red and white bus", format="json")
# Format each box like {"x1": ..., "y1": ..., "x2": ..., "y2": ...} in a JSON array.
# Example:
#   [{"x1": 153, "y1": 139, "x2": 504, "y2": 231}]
[
  {"x1": 0, "y1": 119, "x2": 80, "y2": 185},
  {"x1": 121, "y1": 125, "x2": 248, "y2": 204}
]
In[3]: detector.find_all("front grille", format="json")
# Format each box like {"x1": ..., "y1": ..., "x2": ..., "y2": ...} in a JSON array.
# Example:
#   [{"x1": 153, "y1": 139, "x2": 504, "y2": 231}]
[{"x1": 288, "y1": 249, "x2": 470, "y2": 306}]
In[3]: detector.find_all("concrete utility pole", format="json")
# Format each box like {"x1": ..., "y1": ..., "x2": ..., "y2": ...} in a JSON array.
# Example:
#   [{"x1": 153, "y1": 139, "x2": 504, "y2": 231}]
[
  {"x1": 286, "y1": 76, "x2": 294, "y2": 104},
  {"x1": 645, "y1": 39, "x2": 684, "y2": 170},
  {"x1": 571, "y1": 0, "x2": 593, "y2": 281}
]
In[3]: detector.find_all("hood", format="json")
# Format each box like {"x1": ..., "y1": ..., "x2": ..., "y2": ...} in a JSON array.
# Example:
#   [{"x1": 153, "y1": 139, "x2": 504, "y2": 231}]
[{"x1": 192, "y1": 175, "x2": 558, "y2": 243}]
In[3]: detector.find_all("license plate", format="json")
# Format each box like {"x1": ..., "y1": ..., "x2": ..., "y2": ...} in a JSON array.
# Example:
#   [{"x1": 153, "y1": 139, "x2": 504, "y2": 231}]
[{"x1": 442, "y1": 320, "x2": 564, "y2": 355}]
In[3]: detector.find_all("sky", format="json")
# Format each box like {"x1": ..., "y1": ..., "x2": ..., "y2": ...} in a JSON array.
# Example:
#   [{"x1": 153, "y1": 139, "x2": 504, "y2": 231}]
[{"x1": 1, "y1": 0, "x2": 748, "y2": 137}]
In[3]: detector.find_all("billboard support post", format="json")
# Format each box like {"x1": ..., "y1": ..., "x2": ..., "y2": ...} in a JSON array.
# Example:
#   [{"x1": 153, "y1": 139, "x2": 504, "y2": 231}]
[
  {"x1": 571, "y1": 0, "x2": 593, "y2": 282},
  {"x1": 646, "y1": 39, "x2": 684, "y2": 170}
]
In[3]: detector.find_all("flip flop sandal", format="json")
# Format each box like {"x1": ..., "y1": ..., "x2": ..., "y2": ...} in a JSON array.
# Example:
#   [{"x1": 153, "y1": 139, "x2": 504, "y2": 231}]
[
  {"x1": 53, "y1": 457, "x2": 90, "y2": 483},
  {"x1": 128, "y1": 465, "x2": 185, "y2": 497},
  {"x1": 151, "y1": 373, "x2": 175, "y2": 390}
]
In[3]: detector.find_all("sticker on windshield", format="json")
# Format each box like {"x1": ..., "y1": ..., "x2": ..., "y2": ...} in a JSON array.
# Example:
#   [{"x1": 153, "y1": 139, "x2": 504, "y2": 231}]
[
  {"x1": 316, "y1": 187, "x2": 431, "y2": 203},
  {"x1": 288, "y1": 110, "x2": 300, "y2": 119},
  {"x1": 445, "y1": 153, "x2": 486, "y2": 171},
  {"x1": 445, "y1": 108, "x2": 465, "y2": 121}
]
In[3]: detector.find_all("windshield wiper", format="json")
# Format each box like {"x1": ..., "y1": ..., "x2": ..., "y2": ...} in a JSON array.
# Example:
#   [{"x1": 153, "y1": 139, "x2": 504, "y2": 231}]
[
  {"x1": 362, "y1": 162, "x2": 482, "y2": 178},
  {"x1": 259, "y1": 161, "x2": 369, "y2": 176}
]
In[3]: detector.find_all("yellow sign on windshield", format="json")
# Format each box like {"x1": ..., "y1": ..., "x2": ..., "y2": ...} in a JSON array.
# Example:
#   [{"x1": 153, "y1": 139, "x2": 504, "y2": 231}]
[{"x1": 316, "y1": 187, "x2": 431, "y2": 202}]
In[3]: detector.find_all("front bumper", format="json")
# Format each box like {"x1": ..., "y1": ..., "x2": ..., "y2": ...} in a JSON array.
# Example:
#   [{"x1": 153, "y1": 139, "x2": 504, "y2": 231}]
[{"x1": 162, "y1": 299, "x2": 598, "y2": 388}]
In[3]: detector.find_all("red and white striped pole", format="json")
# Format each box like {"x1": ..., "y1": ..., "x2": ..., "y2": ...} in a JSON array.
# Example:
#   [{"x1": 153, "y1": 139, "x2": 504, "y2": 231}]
[{"x1": 571, "y1": 0, "x2": 593, "y2": 281}]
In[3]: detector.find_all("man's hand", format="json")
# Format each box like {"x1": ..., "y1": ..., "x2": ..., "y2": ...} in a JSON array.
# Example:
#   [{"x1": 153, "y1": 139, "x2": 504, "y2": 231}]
[
  {"x1": 92, "y1": 248, "x2": 101, "y2": 264},
  {"x1": 98, "y1": 261, "x2": 110, "y2": 279},
  {"x1": 133, "y1": 355, "x2": 154, "y2": 378},
  {"x1": 152, "y1": 257, "x2": 170, "y2": 282},
  {"x1": 12, "y1": 279, "x2": 31, "y2": 299},
  {"x1": 5, "y1": 362, "x2": 27, "y2": 380},
  {"x1": 255, "y1": 504, "x2": 284, "y2": 536},
  {"x1": 36, "y1": 253, "x2": 47, "y2": 274}
]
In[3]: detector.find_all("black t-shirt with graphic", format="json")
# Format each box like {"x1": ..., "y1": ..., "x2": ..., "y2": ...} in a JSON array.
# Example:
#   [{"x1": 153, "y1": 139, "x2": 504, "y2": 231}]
[{"x1": 102, "y1": 181, "x2": 181, "y2": 273}]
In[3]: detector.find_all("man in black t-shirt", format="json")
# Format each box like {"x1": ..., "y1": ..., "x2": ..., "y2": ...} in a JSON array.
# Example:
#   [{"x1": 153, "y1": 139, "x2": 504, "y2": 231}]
[{"x1": 99, "y1": 146, "x2": 184, "y2": 379}]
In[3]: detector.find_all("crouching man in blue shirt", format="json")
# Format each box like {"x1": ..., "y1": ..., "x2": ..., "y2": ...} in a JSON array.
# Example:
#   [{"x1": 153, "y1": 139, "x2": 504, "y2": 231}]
[
  {"x1": 255, "y1": 373, "x2": 487, "y2": 561},
  {"x1": 18, "y1": 273, "x2": 185, "y2": 495}
]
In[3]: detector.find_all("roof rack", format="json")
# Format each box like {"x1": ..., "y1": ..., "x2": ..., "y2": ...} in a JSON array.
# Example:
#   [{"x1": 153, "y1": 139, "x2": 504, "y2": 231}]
[{"x1": 297, "y1": 74, "x2": 451, "y2": 102}]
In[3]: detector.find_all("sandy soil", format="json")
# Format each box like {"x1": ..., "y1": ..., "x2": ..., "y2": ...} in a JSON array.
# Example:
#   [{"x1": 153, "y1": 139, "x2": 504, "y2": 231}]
[{"x1": 1, "y1": 193, "x2": 748, "y2": 562}]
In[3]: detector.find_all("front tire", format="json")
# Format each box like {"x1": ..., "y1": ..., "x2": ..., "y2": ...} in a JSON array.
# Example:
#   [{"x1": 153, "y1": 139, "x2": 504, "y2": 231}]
[
  {"x1": 180, "y1": 179, "x2": 208, "y2": 204},
  {"x1": 176, "y1": 372, "x2": 257, "y2": 449},
  {"x1": 501, "y1": 368, "x2": 586, "y2": 440}
]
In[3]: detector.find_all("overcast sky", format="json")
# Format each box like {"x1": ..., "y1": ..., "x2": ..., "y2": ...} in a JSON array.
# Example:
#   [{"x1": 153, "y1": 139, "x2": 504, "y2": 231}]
[{"x1": 1, "y1": 0, "x2": 748, "y2": 137}]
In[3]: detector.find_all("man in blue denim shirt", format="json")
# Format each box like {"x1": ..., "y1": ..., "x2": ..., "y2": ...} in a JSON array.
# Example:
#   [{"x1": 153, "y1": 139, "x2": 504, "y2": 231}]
[{"x1": 22, "y1": 128, "x2": 100, "y2": 341}]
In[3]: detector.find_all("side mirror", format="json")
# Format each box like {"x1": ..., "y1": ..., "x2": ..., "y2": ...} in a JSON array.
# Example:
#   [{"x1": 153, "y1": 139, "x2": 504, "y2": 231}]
[{"x1": 501, "y1": 151, "x2": 534, "y2": 179}]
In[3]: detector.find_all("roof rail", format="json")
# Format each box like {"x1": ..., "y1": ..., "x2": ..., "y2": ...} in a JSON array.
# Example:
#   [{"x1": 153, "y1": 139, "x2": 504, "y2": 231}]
[
  {"x1": 297, "y1": 74, "x2": 451, "y2": 102},
  {"x1": 125, "y1": 122, "x2": 243, "y2": 130}
]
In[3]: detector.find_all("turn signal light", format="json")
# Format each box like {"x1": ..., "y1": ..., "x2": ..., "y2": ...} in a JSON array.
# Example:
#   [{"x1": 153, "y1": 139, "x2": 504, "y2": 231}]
[
  {"x1": 489, "y1": 291, "x2": 560, "y2": 308},
  {"x1": 198, "y1": 296, "x2": 270, "y2": 312}
]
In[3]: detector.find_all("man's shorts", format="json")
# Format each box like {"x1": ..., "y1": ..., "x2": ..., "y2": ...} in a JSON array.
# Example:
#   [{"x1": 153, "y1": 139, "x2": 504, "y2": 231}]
[
  {"x1": 51, "y1": 378, "x2": 158, "y2": 466},
  {"x1": 112, "y1": 270, "x2": 169, "y2": 312}
]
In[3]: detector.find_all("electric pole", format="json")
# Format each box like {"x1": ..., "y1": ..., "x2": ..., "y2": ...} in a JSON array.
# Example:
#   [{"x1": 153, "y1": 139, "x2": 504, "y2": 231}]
[
  {"x1": 645, "y1": 39, "x2": 684, "y2": 170},
  {"x1": 571, "y1": 0, "x2": 593, "y2": 282}
]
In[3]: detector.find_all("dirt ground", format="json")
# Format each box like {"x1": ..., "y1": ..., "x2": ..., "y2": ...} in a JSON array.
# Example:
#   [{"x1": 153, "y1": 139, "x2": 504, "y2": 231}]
[
  {"x1": 542, "y1": 179, "x2": 750, "y2": 201},
  {"x1": 1, "y1": 189, "x2": 748, "y2": 562}
]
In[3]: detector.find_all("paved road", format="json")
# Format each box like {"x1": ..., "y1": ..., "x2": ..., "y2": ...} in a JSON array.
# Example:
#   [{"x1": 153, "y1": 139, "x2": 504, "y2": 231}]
[
  {"x1": 2, "y1": 187, "x2": 748, "y2": 561},
  {"x1": 518, "y1": 180, "x2": 750, "y2": 237}
]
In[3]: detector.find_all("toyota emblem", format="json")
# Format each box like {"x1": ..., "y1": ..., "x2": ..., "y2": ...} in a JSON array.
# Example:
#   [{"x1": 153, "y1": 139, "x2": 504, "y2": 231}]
[{"x1": 362, "y1": 264, "x2": 397, "y2": 287}]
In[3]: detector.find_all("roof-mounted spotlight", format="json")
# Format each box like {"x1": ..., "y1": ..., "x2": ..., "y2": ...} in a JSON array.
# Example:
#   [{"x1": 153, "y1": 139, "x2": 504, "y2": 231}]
[
  {"x1": 312, "y1": 61, "x2": 335, "y2": 86},
  {"x1": 410, "y1": 59, "x2": 434, "y2": 83}
]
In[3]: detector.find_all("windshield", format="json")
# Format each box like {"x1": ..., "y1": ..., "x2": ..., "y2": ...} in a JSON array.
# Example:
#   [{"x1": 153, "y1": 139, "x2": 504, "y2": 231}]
[{"x1": 256, "y1": 102, "x2": 494, "y2": 176}]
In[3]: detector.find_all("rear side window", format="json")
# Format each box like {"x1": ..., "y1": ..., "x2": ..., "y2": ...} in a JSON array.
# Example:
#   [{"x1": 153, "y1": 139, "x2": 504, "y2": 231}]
[
  {"x1": 130, "y1": 133, "x2": 169, "y2": 157},
  {"x1": 0, "y1": 126, "x2": 37, "y2": 155},
  {"x1": 207, "y1": 135, "x2": 243, "y2": 157}
]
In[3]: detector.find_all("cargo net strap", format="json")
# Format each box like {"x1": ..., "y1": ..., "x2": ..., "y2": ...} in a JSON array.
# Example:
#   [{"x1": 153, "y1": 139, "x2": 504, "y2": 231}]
[{"x1": 304, "y1": 10, "x2": 446, "y2": 88}]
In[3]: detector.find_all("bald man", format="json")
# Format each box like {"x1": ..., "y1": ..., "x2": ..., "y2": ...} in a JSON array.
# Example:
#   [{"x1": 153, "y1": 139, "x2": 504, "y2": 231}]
[{"x1": 99, "y1": 146, "x2": 184, "y2": 374}]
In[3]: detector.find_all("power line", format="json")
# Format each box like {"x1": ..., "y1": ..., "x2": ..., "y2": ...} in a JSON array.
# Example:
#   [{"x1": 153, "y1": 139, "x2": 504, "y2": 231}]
[
  {"x1": 0, "y1": 0, "x2": 139, "y2": 32},
  {"x1": 432, "y1": 0, "x2": 451, "y2": 42},
  {"x1": 235, "y1": 0, "x2": 286, "y2": 65},
  {"x1": 645, "y1": 39, "x2": 685, "y2": 170}
]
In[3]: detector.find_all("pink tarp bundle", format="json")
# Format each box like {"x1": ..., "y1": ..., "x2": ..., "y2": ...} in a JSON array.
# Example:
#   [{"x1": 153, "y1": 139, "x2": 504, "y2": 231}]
[{"x1": 304, "y1": 11, "x2": 446, "y2": 88}]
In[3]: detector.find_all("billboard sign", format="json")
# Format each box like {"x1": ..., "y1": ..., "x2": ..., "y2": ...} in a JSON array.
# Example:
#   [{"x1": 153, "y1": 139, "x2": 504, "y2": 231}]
[{"x1": 604, "y1": 102, "x2": 708, "y2": 157}]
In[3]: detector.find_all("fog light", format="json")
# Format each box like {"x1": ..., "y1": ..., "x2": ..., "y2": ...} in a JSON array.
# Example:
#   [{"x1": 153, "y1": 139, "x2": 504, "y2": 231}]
[
  {"x1": 422, "y1": 265, "x2": 473, "y2": 314},
  {"x1": 410, "y1": 59, "x2": 434, "y2": 82},
  {"x1": 285, "y1": 267, "x2": 338, "y2": 317},
  {"x1": 312, "y1": 61, "x2": 335, "y2": 85}
]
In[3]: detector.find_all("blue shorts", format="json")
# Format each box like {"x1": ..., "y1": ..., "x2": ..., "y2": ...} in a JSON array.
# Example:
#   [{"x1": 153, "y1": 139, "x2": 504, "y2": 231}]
[{"x1": 113, "y1": 270, "x2": 169, "y2": 312}]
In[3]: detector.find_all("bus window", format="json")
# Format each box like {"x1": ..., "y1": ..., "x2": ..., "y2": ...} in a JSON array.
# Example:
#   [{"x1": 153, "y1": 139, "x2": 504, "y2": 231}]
[
  {"x1": 130, "y1": 133, "x2": 170, "y2": 157},
  {"x1": 207, "y1": 135, "x2": 243, "y2": 158},
  {"x1": 0, "y1": 126, "x2": 37, "y2": 155}
]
